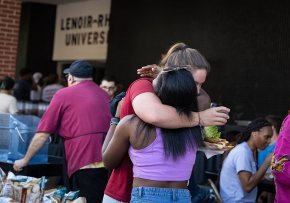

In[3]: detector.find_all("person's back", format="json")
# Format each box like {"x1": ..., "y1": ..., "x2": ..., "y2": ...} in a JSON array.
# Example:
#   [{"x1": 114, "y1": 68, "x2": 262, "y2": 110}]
[
  {"x1": 41, "y1": 73, "x2": 64, "y2": 103},
  {"x1": 0, "y1": 94, "x2": 17, "y2": 114},
  {"x1": 128, "y1": 117, "x2": 200, "y2": 203},
  {"x1": 36, "y1": 60, "x2": 111, "y2": 202},
  {"x1": 129, "y1": 126, "x2": 197, "y2": 182},
  {"x1": 39, "y1": 78, "x2": 111, "y2": 176},
  {"x1": 14, "y1": 68, "x2": 33, "y2": 101},
  {"x1": 42, "y1": 83, "x2": 63, "y2": 102},
  {"x1": 0, "y1": 76, "x2": 18, "y2": 114},
  {"x1": 13, "y1": 60, "x2": 111, "y2": 203}
]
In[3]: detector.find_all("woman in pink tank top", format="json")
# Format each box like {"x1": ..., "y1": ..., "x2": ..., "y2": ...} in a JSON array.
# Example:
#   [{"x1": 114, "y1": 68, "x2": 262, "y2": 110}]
[{"x1": 103, "y1": 66, "x2": 205, "y2": 203}]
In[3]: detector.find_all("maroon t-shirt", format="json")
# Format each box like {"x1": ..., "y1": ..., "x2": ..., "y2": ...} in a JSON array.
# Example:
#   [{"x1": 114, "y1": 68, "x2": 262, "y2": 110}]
[
  {"x1": 37, "y1": 81, "x2": 111, "y2": 177},
  {"x1": 104, "y1": 78, "x2": 154, "y2": 202}
]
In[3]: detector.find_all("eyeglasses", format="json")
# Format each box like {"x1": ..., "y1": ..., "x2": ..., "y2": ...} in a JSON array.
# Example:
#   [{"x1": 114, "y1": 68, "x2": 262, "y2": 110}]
[{"x1": 100, "y1": 86, "x2": 116, "y2": 91}]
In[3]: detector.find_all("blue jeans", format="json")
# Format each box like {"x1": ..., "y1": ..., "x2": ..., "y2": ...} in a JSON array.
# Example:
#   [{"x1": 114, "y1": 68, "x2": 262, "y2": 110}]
[{"x1": 131, "y1": 187, "x2": 191, "y2": 203}]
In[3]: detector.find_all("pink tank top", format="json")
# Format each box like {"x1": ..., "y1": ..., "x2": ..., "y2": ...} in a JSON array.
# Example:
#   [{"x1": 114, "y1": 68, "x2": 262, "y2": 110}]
[{"x1": 128, "y1": 127, "x2": 197, "y2": 181}]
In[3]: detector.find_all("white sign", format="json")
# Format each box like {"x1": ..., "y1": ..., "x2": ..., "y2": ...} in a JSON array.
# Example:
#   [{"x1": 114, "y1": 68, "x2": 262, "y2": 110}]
[{"x1": 53, "y1": 0, "x2": 111, "y2": 61}]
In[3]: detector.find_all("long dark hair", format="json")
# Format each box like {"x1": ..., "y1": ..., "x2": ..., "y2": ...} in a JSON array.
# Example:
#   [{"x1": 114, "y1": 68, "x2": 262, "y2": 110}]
[{"x1": 136, "y1": 67, "x2": 203, "y2": 160}]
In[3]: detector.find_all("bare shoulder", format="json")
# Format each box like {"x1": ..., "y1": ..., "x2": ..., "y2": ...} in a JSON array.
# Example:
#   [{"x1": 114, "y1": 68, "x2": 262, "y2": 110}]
[
  {"x1": 119, "y1": 115, "x2": 141, "y2": 131},
  {"x1": 120, "y1": 114, "x2": 139, "y2": 124}
]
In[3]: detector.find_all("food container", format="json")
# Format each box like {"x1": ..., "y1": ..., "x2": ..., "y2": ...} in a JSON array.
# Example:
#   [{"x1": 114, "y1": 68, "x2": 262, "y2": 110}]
[{"x1": 0, "y1": 113, "x2": 49, "y2": 164}]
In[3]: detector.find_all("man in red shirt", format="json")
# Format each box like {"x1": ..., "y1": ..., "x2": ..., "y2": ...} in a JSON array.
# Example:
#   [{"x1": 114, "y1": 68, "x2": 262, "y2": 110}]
[{"x1": 14, "y1": 60, "x2": 111, "y2": 203}]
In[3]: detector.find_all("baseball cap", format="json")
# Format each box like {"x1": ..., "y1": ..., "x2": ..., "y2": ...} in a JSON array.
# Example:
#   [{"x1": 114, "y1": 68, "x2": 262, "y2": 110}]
[{"x1": 63, "y1": 60, "x2": 93, "y2": 78}]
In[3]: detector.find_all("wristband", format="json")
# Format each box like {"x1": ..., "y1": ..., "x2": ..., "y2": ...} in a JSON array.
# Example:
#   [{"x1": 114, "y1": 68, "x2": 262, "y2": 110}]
[
  {"x1": 197, "y1": 112, "x2": 201, "y2": 126},
  {"x1": 198, "y1": 112, "x2": 205, "y2": 138},
  {"x1": 110, "y1": 117, "x2": 120, "y2": 126}
]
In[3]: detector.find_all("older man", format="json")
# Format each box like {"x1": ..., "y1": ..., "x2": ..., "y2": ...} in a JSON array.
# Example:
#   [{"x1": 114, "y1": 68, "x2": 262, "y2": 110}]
[{"x1": 14, "y1": 60, "x2": 111, "y2": 203}]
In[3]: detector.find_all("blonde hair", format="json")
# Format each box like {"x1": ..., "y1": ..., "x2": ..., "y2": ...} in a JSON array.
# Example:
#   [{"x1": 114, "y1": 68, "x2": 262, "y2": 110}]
[{"x1": 159, "y1": 42, "x2": 210, "y2": 72}]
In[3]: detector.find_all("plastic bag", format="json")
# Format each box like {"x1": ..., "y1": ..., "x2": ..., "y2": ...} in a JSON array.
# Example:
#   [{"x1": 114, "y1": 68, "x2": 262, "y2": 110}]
[{"x1": 0, "y1": 171, "x2": 46, "y2": 203}]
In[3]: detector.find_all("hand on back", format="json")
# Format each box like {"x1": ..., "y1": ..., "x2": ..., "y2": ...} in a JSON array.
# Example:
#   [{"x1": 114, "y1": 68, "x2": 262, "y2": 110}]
[{"x1": 137, "y1": 64, "x2": 162, "y2": 78}]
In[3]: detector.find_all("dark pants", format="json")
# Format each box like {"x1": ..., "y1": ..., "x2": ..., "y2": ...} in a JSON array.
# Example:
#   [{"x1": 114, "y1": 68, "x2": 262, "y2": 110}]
[
  {"x1": 188, "y1": 172, "x2": 216, "y2": 203},
  {"x1": 69, "y1": 168, "x2": 108, "y2": 203}
]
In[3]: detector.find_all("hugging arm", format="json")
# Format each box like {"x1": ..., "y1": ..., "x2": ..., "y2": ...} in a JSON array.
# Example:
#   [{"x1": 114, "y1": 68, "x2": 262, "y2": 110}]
[
  {"x1": 133, "y1": 92, "x2": 230, "y2": 128},
  {"x1": 102, "y1": 116, "x2": 131, "y2": 170}
]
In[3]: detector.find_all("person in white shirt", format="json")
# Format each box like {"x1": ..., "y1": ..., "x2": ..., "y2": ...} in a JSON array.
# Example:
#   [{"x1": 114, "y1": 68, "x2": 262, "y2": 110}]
[
  {"x1": 0, "y1": 76, "x2": 18, "y2": 114},
  {"x1": 220, "y1": 118, "x2": 273, "y2": 203}
]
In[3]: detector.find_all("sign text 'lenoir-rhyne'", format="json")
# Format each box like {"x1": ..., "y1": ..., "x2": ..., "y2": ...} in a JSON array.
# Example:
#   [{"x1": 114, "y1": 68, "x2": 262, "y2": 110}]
[
  {"x1": 53, "y1": 0, "x2": 111, "y2": 61},
  {"x1": 61, "y1": 14, "x2": 109, "y2": 46}
]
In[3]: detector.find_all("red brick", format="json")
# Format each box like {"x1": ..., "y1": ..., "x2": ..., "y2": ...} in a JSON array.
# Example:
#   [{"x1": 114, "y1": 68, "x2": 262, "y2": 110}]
[
  {"x1": 1, "y1": 55, "x2": 10, "y2": 59},
  {"x1": 7, "y1": 24, "x2": 18, "y2": 29},
  {"x1": 9, "y1": 6, "x2": 20, "y2": 10},
  {"x1": 1, "y1": 28, "x2": 12, "y2": 32},
  {"x1": 8, "y1": 14, "x2": 17, "y2": 18},
  {"x1": 0, "y1": 37, "x2": 11, "y2": 42},
  {"x1": 4, "y1": 51, "x2": 15, "y2": 55},
  {"x1": 2, "y1": 0, "x2": 15, "y2": 4},
  {"x1": 1, "y1": 18, "x2": 13, "y2": 23},
  {"x1": 4, "y1": 60, "x2": 14, "y2": 63},
  {"x1": 2, "y1": 0, "x2": 13, "y2": 4},
  {"x1": 0, "y1": 46, "x2": 10, "y2": 50},
  {"x1": 2, "y1": 9, "x2": 13, "y2": 13},
  {"x1": 0, "y1": 13, "x2": 8, "y2": 18},
  {"x1": 0, "y1": 0, "x2": 21, "y2": 76},
  {"x1": 5, "y1": 42, "x2": 16, "y2": 46},
  {"x1": 0, "y1": 4, "x2": 8, "y2": 9}
]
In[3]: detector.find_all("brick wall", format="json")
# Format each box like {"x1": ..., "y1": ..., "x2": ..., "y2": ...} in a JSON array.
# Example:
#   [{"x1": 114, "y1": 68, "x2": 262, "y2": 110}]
[{"x1": 0, "y1": 0, "x2": 21, "y2": 79}]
